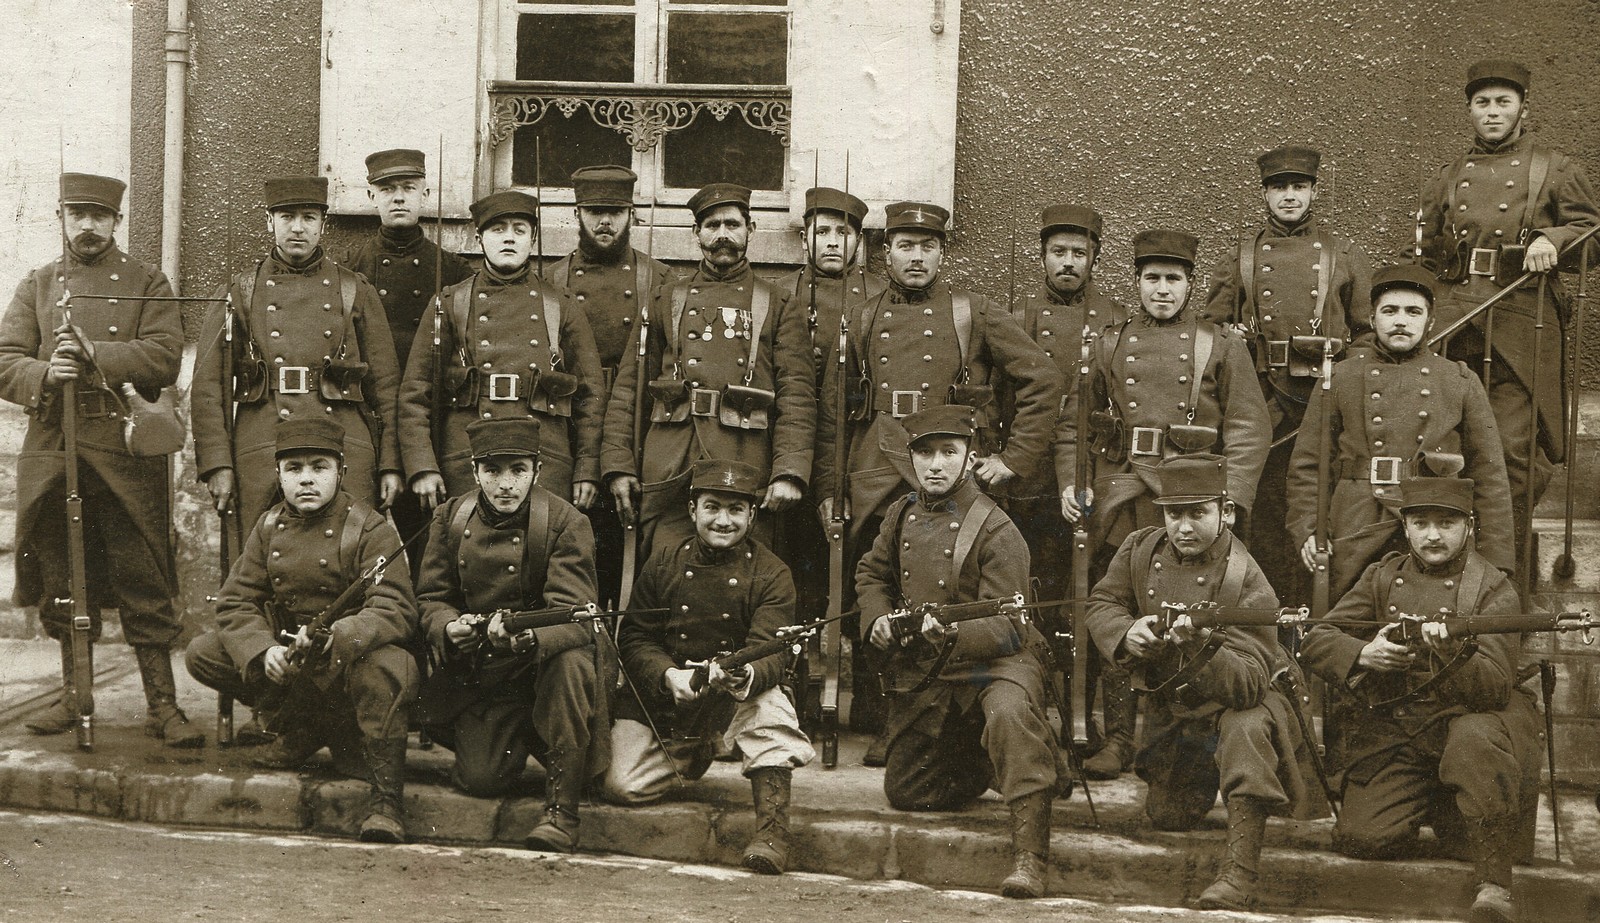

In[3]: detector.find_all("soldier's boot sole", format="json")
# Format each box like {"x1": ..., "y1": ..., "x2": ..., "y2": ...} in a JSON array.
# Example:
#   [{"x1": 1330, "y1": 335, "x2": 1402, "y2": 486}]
[
  {"x1": 740, "y1": 842, "x2": 785, "y2": 876},
  {"x1": 1468, "y1": 884, "x2": 1515, "y2": 923},
  {"x1": 358, "y1": 810, "x2": 406, "y2": 844},
  {"x1": 146, "y1": 706, "x2": 206, "y2": 748},
  {"x1": 1196, "y1": 876, "x2": 1255, "y2": 910},
  {"x1": 524, "y1": 809, "x2": 580, "y2": 854},
  {"x1": 1000, "y1": 852, "x2": 1046, "y2": 899}
]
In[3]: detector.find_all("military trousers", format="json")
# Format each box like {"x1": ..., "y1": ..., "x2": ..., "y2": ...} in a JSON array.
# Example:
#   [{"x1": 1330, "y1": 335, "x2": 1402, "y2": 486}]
[{"x1": 1137, "y1": 703, "x2": 1293, "y2": 831}]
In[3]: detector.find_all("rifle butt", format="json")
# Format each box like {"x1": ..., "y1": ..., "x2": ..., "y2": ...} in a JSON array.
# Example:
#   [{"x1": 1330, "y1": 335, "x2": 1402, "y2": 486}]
[
  {"x1": 820, "y1": 519, "x2": 846, "y2": 769},
  {"x1": 1069, "y1": 526, "x2": 1092, "y2": 751}
]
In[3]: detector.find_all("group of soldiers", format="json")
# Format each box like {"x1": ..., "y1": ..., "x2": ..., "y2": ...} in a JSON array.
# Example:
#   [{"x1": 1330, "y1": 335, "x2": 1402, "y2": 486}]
[{"x1": 3, "y1": 57, "x2": 1596, "y2": 923}]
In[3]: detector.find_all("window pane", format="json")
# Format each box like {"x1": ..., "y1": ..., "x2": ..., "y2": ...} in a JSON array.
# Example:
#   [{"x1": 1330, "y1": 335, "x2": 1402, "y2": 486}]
[
  {"x1": 667, "y1": 0, "x2": 786, "y2": 4},
  {"x1": 516, "y1": 13, "x2": 634, "y2": 82},
  {"x1": 524, "y1": 0, "x2": 630, "y2": 5},
  {"x1": 663, "y1": 116, "x2": 784, "y2": 191},
  {"x1": 511, "y1": 117, "x2": 634, "y2": 188},
  {"x1": 665, "y1": 13, "x2": 786, "y2": 85}
]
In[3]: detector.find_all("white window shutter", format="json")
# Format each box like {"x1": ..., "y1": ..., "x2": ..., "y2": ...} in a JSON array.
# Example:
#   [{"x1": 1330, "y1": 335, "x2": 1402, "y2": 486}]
[
  {"x1": 787, "y1": 0, "x2": 961, "y2": 229},
  {"x1": 319, "y1": 0, "x2": 480, "y2": 217}
]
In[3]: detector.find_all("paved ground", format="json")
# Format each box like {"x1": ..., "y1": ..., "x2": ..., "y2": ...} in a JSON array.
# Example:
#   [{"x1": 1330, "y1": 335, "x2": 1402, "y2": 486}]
[{"x1": 1, "y1": 638, "x2": 1597, "y2": 922}]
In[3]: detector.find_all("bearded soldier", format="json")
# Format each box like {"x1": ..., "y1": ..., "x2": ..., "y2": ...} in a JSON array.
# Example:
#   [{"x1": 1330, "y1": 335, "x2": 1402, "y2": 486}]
[
  {"x1": 192, "y1": 176, "x2": 405, "y2": 548},
  {"x1": 1205, "y1": 146, "x2": 1372, "y2": 604},
  {"x1": 1, "y1": 172, "x2": 197, "y2": 746},
  {"x1": 1414, "y1": 60, "x2": 1600, "y2": 564}
]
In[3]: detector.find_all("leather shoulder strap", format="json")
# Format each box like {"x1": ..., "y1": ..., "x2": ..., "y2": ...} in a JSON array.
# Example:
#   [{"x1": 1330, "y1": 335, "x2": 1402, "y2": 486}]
[
  {"x1": 1522, "y1": 149, "x2": 1552, "y2": 237},
  {"x1": 523, "y1": 488, "x2": 552, "y2": 602},
  {"x1": 951, "y1": 492, "x2": 998, "y2": 585},
  {"x1": 1237, "y1": 231, "x2": 1259, "y2": 322},
  {"x1": 665, "y1": 281, "x2": 691, "y2": 372},
  {"x1": 1130, "y1": 527, "x2": 1167, "y2": 617},
  {"x1": 951, "y1": 288, "x2": 973, "y2": 379},
  {"x1": 743, "y1": 282, "x2": 773, "y2": 384},
  {"x1": 448, "y1": 495, "x2": 476, "y2": 575},
  {"x1": 551, "y1": 254, "x2": 573, "y2": 291},
  {"x1": 339, "y1": 500, "x2": 372, "y2": 579},
  {"x1": 1457, "y1": 552, "x2": 1492, "y2": 613},
  {"x1": 450, "y1": 281, "x2": 474, "y2": 351},
  {"x1": 1188, "y1": 320, "x2": 1216, "y2": 421},
  {"x1": 542, "y1": 290, "x2": 564, "y2": 366},
  {"x1": 1217, "y1": 533, "x2": 1250, "y2": 607},
  {"x1": 1312, "y1": 230, "x2": 1335, "y2": 333}
]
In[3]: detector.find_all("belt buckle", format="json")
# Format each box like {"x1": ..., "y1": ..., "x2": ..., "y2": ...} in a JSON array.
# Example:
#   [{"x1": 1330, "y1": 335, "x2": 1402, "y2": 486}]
[
  {"x1": 277, "y1": 366, "x2": 311, "y2": 395},
  {"x1": 689, "y1": 388, "x2": 720, "y2": 417},
  {"x1": 1369, "y1": 456, "x2": 1403, "y2": 486},
  {"x1": 1266, "y1": 340, "x2": 1290, "y2": 369},
  {"x1": 77, "y1": 389, "x2": 113, "y2": 417},
  {"x1": 1130, "y1": 426, "x2": 1164, "y2": 458},
  {"x1": 488, "y1": 373, "x2": 521, "y2": 401},
  {"x1": 890, "y1": 390, "x2": 923, "y2": 418},
  {"x1": 1468, "y1": 247, "x2": 1499, "y2": 277}
]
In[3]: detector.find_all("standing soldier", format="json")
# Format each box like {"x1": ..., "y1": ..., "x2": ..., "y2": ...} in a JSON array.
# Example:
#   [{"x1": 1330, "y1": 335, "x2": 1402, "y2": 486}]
[
  {"x1": 858, "y1": 406, "x2": 1066, "y2": 899},
  {"x1": 185, "y1": 417, "x2": 420, "y2": 842},
  {"x1": 601, "y1": 183, "x2": 814, "y2": 560},
  {"x1": 416, "y1": 418, "x2": 608, "y2": 854},
  {"x1": 1061, "y1": 229, "x2": 1271, "y2": 777},
  {"x1": 1287, "y1": 264, "x2": 1514, "y2": 599},
  {"x1": 603, "y1": 459, "x2": 816, "y2": 876},
  {"x1": 1205, "y1": 146, "x2": 1372, "y2": 604},
  {"x1": 397, "y1": 190, "x2": 604, "y2": 512},
  {"x1": 1415, "y1": 60, "x2": 1600, "y2": 565},
  {"x1": 335, "y1": 148, "x2": 471, "y2": 568},
  {"x1": 192, "y1": 176, "x2": 405, "y2": 546},
  {"x1": 1300, "y1": 476, "x2": 1541, "y2": 923},
  {"x1": 548, "y1": 165, "x2": 670, "y2": 607},
  {"x1": 1085, "y1": 454, "x2": 1326, "y2": 910},
  {"x1": 813, "y1": 200, "x2": 1060, "y2": 755},
  {"x1": 1, "y1": 172, "x2": 198, "y2": 746}
]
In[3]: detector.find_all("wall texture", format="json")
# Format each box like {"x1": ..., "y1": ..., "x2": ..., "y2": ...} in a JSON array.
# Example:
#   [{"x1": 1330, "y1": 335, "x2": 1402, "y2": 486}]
[{"x1": 948, "y1": 0, "x2": 1600, "y2": 381}]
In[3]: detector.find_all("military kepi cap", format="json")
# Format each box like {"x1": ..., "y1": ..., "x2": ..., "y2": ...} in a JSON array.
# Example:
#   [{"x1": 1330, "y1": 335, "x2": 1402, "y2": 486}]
[
  {"x1": 903, "y1": 404, "x2": 978, "y2": 445},
  {"x1": 1257, "y1": 145, "x2": 1321, "y2": 183},
  {"x1": 1400, "y1": 476, "x2": 1476, "y2": 515},
  {"x1": 1466, "y1": 59, "x2": 1530, "y2": 97},
  {"x1": 804, "y1": 187, "x2": 869, "y2": 226},
  {"x1": 1154, "y1": 453, "x2": 1229, "y2": 505},
  {"x1": 1040, "y1": 204, "x2": 1102, "y2": 241},
  {"x1": 365, "y1": 149, "x2": 426, "y2": 184},
  {"x1": 1371, "y1": 263, "x2": 1437, "y2": 303},
  {"x1": 275, "y1": 416, "x2": 345, "y2": 459},
  {"x1": 1132, "y1": 228, "x2": 1199, "y2": 267},
  {"x1": 468, "y1": 418, "x2": 541, "y2": 460},
  {"x1": 884, "y1": 201, "x2": 950, "y2": 237},
  {"x1": 470, "y1": 190, "x2": 539, "y2": 230},
  {"x1": 572, "y1": 165, "x2": 637, "y2": 207},
  {"x1": 689, "y1": 458, "x2": 764, "y2": 499},
  {"x1": 59, "y1": 173, "x2": 126, "y2": 212},
  {"x1": 264, "y1": 176, "x2": 329, "y2": 211},
  {"x1": 687, "y1": 183, "x2": 752, "y2": 220}
]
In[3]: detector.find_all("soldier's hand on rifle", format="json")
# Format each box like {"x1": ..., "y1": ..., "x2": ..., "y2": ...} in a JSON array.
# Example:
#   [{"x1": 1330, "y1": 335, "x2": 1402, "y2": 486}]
[
  {"x1": 445, "y1": 615, "x2": 481, "y2": 654},
  {"x1": 610, "y1": 474, "x2": 642, "y2": 523},
  {"x1": 53, "y1": 322, "x2": 97, "y2": 366},
  {"x1": 1356, "y1": 623, "x2": 1416, "y2": 674},
  {"x1": 485, "y1": 612, "x2": 517, "y2": 651},
  {"x1": 263, "y1": 645, "x2": 296, "y2": 685},
  {"x1": 1121, "y1": 615, "x2": 1168, "y2": 661},
  {"x1": 45, "y1": 344, "x2": 86, "y2": 386},
  {"x1": 205, "y1": 468, "x2": 236, "y2": 515},
  {"x1": 1524, "y1": 235, "x2": 1559, "y2": 273},
  {"x1": 973, "y1": 455, "x2": 1017, "y2": 488},
  {"x1": 1300, "y1": 535, "x2": 1330, "y2": 573},
  {"x1": 664, "y1": 666, "x2": 703, "y2": 705},
  {"x1": 411, "y1": 472, "x2": 447, "y2": 511},
  {"x1": 1417, "y1": 619, "x2": 1462, "y2": 656},
  {"x1": 868, "y1": 614, "x2": 897, "y2": 651},
  {"x1": 571, "y1": 479, "x2": 599, "y2": 510},
  {"x1": 920, "y1": 612, "x2": 954, "y2": 646},
  {"x1": 762, "y1": 477, "x2": 802, "y2": 512},
  {"x1": 1167, "y1": 613, "x2": 1206, "y2": 652},
  {"x1": 1061, "y1": 485, "x2": 1093, "y2": 524},
  {"x1": 377, "y1": 472, "x2": 404, "y2": 511},
  {"x1": 705, "y1": 660, "x2": 750, "y2": 696}
]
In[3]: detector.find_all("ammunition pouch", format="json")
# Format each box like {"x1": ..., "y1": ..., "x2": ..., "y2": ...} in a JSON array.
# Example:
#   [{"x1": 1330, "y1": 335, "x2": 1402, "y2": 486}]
[
  {"x1": 948, "y1": 382, "x2": 994, "y2": 427},
  {"x1": 1166, "y1": 423, "x2": 1219, "y2": 454},
  {"x1": 1088, "y1": 409, "x2": 1127, "y2": 463},
  {"x1": 1279, "y1": 336, "x2": 1346, "y2": 378},
  {"x1": 447, "y1": 366, "x2": 479, "y2": 408},
  {"x1": 719, "y1": 384, "x2": 773, "y2": 430},
  {"x1": 235, "y1": 358, "x2": 269, "y2": 404},
  {"x1": 319, "y1": 358, "x2": 367, "y2": 403},
  {"x1": 846, "y1": 373, "x2": 871, "y2": 422},
  {"x1": 535, "y1": 369, "x2": 578, "y2": 417},
  {"x1": 647, "y1": 378, "x2": 690, "y2": 423}
]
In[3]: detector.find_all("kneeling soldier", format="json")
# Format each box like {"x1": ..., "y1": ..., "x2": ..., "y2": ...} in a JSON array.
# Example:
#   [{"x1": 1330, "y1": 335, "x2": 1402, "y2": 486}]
[
  {"x1": 1301, "y1": 476, "x2": 1541, "y2": 923},
  {"x1": 1085, "y1": 454, "x2": 1326, "y2": 910},
  {"x1": 416, "y1": 418, "x2": 608, "y2": 853},
  {"x1": 186, "y1": 417, "x2": 420, "y2": 842},
  {"x1": 858, "y1": 405, "x2": 1066, "y2": 899},
  {"x1": 604, "y1": 459, "x2": 816, "y2": 876}
]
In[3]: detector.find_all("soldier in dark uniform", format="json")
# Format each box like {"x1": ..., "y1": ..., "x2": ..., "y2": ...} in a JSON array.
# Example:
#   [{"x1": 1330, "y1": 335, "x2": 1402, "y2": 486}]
[
  {"x1": 813, "y1": 200, "x2": 1060, "y2": 753},
  {"x1": 547, "y1": 165, "x2": 671, "y2": 607},
  {"x1": 1085, "y1": 454, "x2": 1327, "y2": 911},
  {"x1": 1415, "y1": 60, "x2": 1600, "y2": 567},
  {"x1": 185, "y1": 417, "x2": 420, "y2": 842},
  {"x1": 997, "y1": 204, "x2": 1129, "y2": 776},
  {"x1": 397, "y1": 190, "x2": 604, "y2": 512},
  {"x1": 603, "y1": 459, "x2": 816, "y2": 876},
  {"x1": 858, "y1": 404, "x2": 1065, "y2": 899},
  {"x1": 1061, "y1": 229, "x2": 1272, "y2": 777},
  {"x1": 334, "y1": 148, "x2": 471, "y2": 572},
  {"x1": 192, "y1": 176, "x2": 405, "y2": 550},
  {"x1": 415, "y1": 418, "x2": 608, "y2": 854},
  {"x1": 1205, "y1": 146, "x2": 1372, "y2": 606},
  {"x1": 602, "y1": 183, "x2": 815, "y2": 562},
  {"x1": 1, "y1": 172, "x2": 199, "y2": 746},
  {"x1": 1300, "y1": 476, "x2": 1541, "y2": 923},
  {"x1": 1287, "y1": 264, "x2": 1513, "y2": 600}
]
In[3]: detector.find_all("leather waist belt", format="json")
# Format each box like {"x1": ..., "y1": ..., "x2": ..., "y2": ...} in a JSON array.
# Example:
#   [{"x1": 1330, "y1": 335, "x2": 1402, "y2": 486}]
[
  {"x1": 874, "y1": 389, "x2": 932, "y2": 419},
  {"x1": 1468, "y1": 247, "x2": 1501, "y2": 278},
  {"x1": 689, "y1": 388, "x2": 720, "y2": 417},
  {"x1": 74, "y1": 388, "x2": 119, "y2": 419},
  {"x1": 271, "y1": 365, "x2": 318, "y2": 395},
  {"x1": 1130, "y1": 426, "x2": 1165, "y2": 458},
  {"x1": 487, "y1": 372, "x2": 523, "y2": 401},
  {"x1": 1337, "y1": 455, "x2": 1407, "y2": 485}
]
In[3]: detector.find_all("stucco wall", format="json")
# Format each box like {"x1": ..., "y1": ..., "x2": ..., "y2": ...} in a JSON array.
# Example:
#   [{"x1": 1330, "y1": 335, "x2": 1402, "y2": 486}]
[{"x1": 948, "y1": 0, "x2": 1600, "y2": 380}]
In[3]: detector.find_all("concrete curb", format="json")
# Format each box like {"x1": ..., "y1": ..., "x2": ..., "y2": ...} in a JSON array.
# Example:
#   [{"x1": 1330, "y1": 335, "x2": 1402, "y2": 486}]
[{"x1": 0, "y1": 747, "x2": 1595, "y2": 921}]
